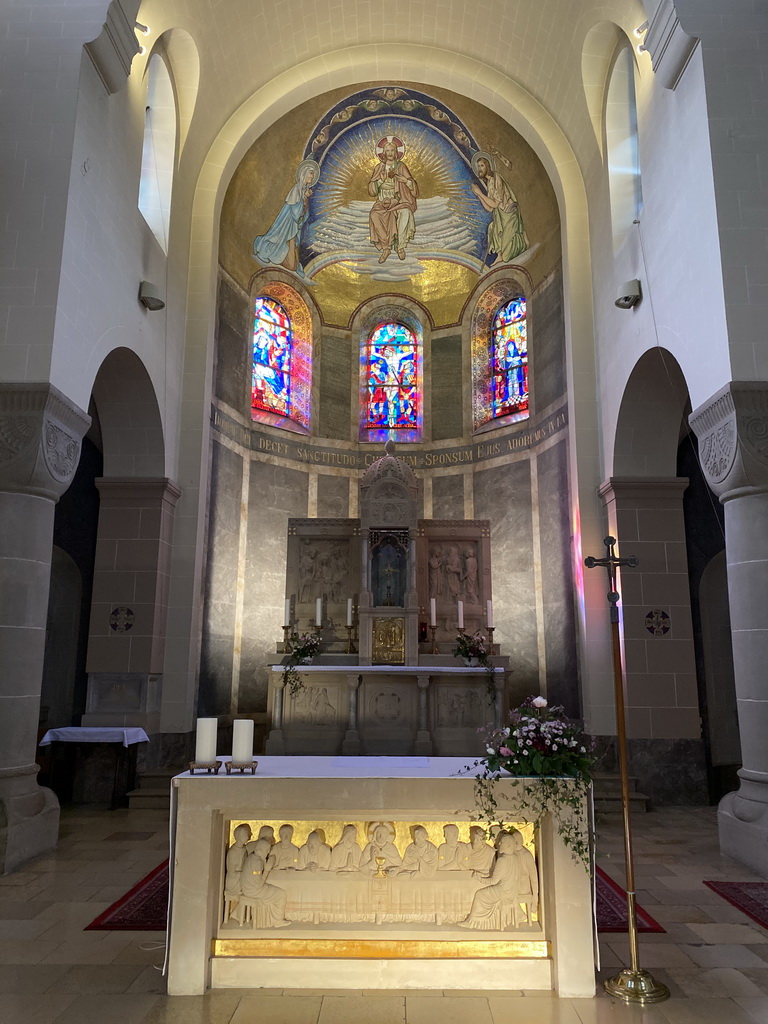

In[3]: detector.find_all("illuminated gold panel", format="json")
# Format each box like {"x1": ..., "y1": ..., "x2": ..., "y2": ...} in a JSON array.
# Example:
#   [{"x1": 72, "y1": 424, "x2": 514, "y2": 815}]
[
  {"x1": 213, "y1": 938, "x2": 550, "y2": 959},
  {"x1": 371, "y1": 617, "x2": 405, "y2": 664}
]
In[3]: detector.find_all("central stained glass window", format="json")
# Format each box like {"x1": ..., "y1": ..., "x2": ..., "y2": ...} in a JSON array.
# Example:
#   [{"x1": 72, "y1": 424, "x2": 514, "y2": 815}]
[
  {"x1": 362, "y1": 322, "x2": 420, "y2": 437},
  {"x1": 491, "y1": 297, "x2": 528, "y2": 420},
  {"x1": 252, "y1": 297, "x2": 291, "y2": 419}
]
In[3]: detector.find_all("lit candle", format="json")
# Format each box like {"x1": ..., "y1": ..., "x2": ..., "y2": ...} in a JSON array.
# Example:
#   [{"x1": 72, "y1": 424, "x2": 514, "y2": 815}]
[
  {"x1": 283, "y1": 598, "x2": 291, "y2": 627},
  {"x1": 315, "y1": 598, "x2": 322, "y2": 626},
  {"x1": 346, "y1": 598, "x2": 353, "y2": 627},
  {"x1": 195, "y1": 718, "x2": 217, "y2": 763},
  {"x1": 430, "y1": 598, "x2": 436, "y2": 627},
  {"x1": 457, "y1": 600, "x2": 464, "y2": 630},
  {"x1": 486, "y1": 600, "x2": 493, "y2": 629},
  {"x1": 232, "y1": 719, "x2": 254, "y2": 764}
]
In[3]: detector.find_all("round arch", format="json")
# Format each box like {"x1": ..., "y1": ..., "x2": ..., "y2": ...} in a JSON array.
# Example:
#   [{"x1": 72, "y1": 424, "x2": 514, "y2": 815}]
[{"x1": 90, "y1": 347, "x2": 165, "y2": 477}]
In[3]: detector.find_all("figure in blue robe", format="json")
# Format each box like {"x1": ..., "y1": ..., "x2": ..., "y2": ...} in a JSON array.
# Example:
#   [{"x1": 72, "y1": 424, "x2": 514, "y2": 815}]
[{"x1": 253, "y1": 159, "x2": 319, "y2": 277}]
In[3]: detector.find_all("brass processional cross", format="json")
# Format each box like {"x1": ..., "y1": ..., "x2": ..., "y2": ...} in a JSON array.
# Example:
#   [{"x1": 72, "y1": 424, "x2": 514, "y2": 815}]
[{"x1": 584, "y1": 536, "x2": 669, "y2": 1005}]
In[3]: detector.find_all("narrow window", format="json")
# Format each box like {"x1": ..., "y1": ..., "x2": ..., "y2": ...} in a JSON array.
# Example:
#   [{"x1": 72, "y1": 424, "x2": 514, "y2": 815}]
[
  {"x1": 252, "y1": 297, "x2": 292, "y2": 419},
  {"x1": 361, "y1": 322, "x2": 421, "y2": 441},
  {"x1": 491, "y1": 298, "x2": 528, "y2": 420}
]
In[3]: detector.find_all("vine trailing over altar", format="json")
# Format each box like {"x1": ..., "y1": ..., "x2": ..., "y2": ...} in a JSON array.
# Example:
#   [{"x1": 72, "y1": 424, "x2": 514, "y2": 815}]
[
  {"x1": 452, "y1": 631, "x2": 497, "y2": 702},
  {"x1": 282, "y1": 632, "x2": 321, "y2": 695},
  {"x1": 467, "y1": 696, "x2": 596, "y2": 867}
]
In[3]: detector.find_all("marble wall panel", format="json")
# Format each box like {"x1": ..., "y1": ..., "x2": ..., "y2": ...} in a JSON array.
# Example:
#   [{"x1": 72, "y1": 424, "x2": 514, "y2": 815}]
[
  {"x1": 240, "y1": 461, "x2": 309, "y2": 711},
  {"x1": 199, "y1": 441, "x2": 244, "y2": 715},
  {"x1": 473, "y1": 460, "x2": 539, "y2": 696},
  {"x1": 536, "y1": 441, "x2": 578, "y2": 715},
  {"x1": 317, "y1": 473, "x2": 350, "y2": 518},
  {"x1": 431, "y1": 335, "x2": 463, "y2": 440},
  {"x1": 319, "y1": 333, "x2": 352, "y2": 439},
  {"x1": 530, "y1": 268, "x2": 565, "y2": 412},
  {"x1": 431, "y1": 474, "x2": 464, "y2": 520},
  {"x1": 215, "y1": 277, "x2": 248, "y2": 412}
]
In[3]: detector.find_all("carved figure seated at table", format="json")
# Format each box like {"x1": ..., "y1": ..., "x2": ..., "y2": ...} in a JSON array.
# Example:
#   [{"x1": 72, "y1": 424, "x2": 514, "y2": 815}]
[
  {"x1": 467, "y1": 825, "x2": 496, "y2": 877},
  {"x1": 298, "y1": 829, "x2": 332, "y2": 871},
  {"x1": 458, "y1": 832, "x2": 519, "y2": 930},
  {"x1": 268, "y1": 824, "x2": 300, "y2": 870},
  {"x1": 223, "y1": 823, "x2": 252, "y2": 924},
  {"x1": 257, "y1": 825, "x2": 276, "y2": 846},
  {"x1": 329, "y1": 824, "x2": 362, "y2": 872},
  {"x1": 437, "y1": 824, "x2": 470, "y2": 871},
  {"x1": 239, "y1": 843, "x2": 291, "y2": 928},
  {"x1": 401, "y1": 825, "x2": 438, "y2": 876},
  {"x1": 510, "y1": 829, "x2": 539, "y2": 925},
  {"x1": 360, "y1": 821, "x2": 402, "y2": 875}
]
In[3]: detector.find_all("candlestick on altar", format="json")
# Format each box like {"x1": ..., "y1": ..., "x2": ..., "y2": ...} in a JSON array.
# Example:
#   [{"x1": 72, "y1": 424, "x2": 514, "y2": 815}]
[
  {"x1": 487, "y1": 625, "x2": 495, "y2": 653},
  {"x1": 457, "y1": 600, "x2": 464, "y2": 630},
  {"x1": 429, "y1": 598, "x2": 436, "y2": 627},
  {"x1": 585, "y1": 536, "x2": 668, "y2": 1005},
  {"x1": 282, "y1": 625, "x2": 292, "y2": 652},
  {"x1": 430, "y1": 625, "x2": 438, "y2": 654},
  {"x1": 346, "y1": 625, "x2": 356, "y2": 654},
  {"x1": 486, "y1": 599, "x2": 493, "y2": 629},
  {"x1": 315, "y1": 598, "x2": 323, "y2": 627},
  {"x1": 346, "y1": 598, "x2": 353, "y2": 628}
]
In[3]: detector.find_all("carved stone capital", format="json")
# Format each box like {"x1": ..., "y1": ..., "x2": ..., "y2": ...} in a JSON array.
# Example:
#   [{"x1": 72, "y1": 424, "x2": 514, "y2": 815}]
[
  {"x1": 689, "y1": 382, "x2": 768, "y2": 499},
  {"x1": 644, "y1": 0, "x2": 698, "y2": 90},
  {"x1": 0, "y1": 385, "x2": 91, "y2": 500}
]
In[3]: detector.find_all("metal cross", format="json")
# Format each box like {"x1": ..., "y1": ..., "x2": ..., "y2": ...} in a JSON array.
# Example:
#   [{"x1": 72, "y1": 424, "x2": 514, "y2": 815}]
[{"x1": 584, "y1": 535, "x2": 638, "y2": 623}]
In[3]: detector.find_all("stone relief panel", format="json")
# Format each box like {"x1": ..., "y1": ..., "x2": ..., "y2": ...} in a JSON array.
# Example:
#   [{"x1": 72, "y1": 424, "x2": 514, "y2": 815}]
[
  {"x1": 435, "y1": 686, "x2": 485, "y2": 728},
  {"x1": 296, "y1": 538, "x2": 351, "y2": 603},
  {"x1": 291, "y1": 684, "x2": 338, "y2": 725},
  {"x1": 221, "y1": 819, "x2": 538, "y2": 932}
]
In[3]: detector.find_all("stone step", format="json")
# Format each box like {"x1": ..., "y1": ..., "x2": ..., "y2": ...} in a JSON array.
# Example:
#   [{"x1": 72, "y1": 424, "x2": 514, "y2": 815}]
[
  {"x1": 127, "y1": 768, "x2": 178, "y2": 810},
  {"x1": 592, "y1": 772, "x2": 642, "y2": 795},
  {"x1": 593, "y1": 791, "x2": 651, "y2": 814}
]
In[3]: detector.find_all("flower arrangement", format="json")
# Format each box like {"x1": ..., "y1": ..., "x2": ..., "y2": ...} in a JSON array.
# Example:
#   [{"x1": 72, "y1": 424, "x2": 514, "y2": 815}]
[
  {"x1": 452, "y1": 630, "x2": 488, "y2": 662},
  {"x1": 467, "y1": 696, "x2": 595, "y2": 867},
  {"x1": 283, "y1": 632, "x2": 321, "y2": 696}
]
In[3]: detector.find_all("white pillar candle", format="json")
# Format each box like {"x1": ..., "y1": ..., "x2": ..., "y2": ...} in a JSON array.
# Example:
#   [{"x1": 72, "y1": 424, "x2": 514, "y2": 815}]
[
  {"x1": 346, "y1": 598, "x2": 353, "y2": 627},
  {"x1": 315, "y1": 597, "x2": 323, "y2": 626},
  {"x1": 430, "y1": 598, "x2": 436, "y2": 627},
  {"x1": 457, "y1": 600, "x2": 464, "y2": 629},
  {"x1": 232, "y1": 719, "x2": 254, "y2": 763},
  {"x1": 486, "y1": 600, "x2": 493, "y2": 628},
  {"x1": 283, "y1": 598, "x2": 291, "y2": 627},
  {"x1": 195, "y1": 718, "x2": 217, "y2": 763}
]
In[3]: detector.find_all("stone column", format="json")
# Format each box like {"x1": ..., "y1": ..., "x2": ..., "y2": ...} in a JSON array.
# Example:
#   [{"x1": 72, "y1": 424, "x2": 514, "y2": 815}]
[
  {"x1": 264, "y1": 674, "x2": 285, "y2": 754},
  {"x1": 0, "y1": 384, "x2": 90, "y2": 873},
  {"x1": 690, "y1": 382, "x2": 768, "y2": 875},
  {"x1": 83, "y1": 477, "x2": 181, "y2": 733},
  {"x1": 414, "y1": 674, "x2": 432, "y2": 756},
  {"x1": 341, "y1": 674, "x2": 362, "y2": 755}
]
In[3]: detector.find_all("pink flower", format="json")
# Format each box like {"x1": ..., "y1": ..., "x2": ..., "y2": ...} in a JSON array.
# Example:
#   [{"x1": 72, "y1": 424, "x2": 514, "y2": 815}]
[{"x1": 499, "y1": 746, "x2": 512, "y2": 756}]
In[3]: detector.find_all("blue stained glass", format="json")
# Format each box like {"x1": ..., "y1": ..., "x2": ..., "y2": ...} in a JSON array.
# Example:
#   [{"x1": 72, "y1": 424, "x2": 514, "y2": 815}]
[
  {"x1": 364, "y1": 323, "x2": 419, "y2": 430},
  {"x1": 252, "y1": 297, "x2": 291, "y2": 418},
  {"x1": 491, "y1": 298, "x2": 528, "y2": 419}
]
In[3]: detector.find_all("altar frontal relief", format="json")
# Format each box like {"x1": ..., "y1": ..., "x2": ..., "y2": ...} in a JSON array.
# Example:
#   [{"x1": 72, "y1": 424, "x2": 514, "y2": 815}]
[
  {"x1": 221, "y1": 85, "x2": 560, "y2": 328},
  {"x1": 220, "y1": 819, "x2": 541, "y2": 950}
]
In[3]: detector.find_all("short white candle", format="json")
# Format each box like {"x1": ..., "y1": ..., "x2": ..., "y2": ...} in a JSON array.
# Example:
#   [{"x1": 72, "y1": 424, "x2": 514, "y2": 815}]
[
  {"x1": 486, "y1": 600, "x2": 493, "y2": 628},
  {"x1": 457, "y1": 600, "x2": 464, "y2": 629},
  {"x1": 232, "y1": 719, "x2": 254, "y2": 763},
  {"x1": 195, "y1": 718, "x2": 217, "y2": 763},
  {"x1": 315, "y1": 597, "x2": 322, "y2": 626},
  {"x1": 430, "y1": 598, "x2": 436, "y2": 627},
  {"x1": 346, "y1": 598, "x2": 353, "y2": 627},
  {"x1": 283, "y1": 598, "x2": 291, "y2": 627}
]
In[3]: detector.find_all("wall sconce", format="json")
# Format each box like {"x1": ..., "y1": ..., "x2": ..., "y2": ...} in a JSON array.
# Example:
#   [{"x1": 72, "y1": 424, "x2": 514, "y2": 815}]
[
  {"x1": 139, "y1": 281, "x2": 165, "y2": 311},
  {"x1": 615, "y1": 279, "x2": 642, "y2": 310}
]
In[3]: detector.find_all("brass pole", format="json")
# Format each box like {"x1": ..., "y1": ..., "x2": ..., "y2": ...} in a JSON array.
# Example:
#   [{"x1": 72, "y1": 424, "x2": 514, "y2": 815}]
[{"x1": 585, "y1": 537, "x2": 669, "y2": 1004}]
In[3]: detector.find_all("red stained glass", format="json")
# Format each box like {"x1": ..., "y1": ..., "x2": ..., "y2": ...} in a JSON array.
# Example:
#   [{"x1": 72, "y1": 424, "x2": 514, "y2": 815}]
[
  {"x1": 491, "y1": 298, "x2": 528, "y2": 419},
  {"x1": 252, "y1": 297, "x2": 291, "y2": 418}
]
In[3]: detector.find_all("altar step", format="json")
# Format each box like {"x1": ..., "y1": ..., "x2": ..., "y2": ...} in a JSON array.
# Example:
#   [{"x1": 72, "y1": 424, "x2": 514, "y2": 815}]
[
  {"x1": 593, "y1": 772, "x2": 650, "y2": 814},
  {"x1": 126, "y1": 769, "x2": 176, "y2": 810}
]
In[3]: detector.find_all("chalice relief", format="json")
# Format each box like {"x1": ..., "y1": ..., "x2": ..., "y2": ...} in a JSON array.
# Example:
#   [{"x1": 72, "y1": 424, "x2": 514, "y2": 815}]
[{"x1": 368, "y1": 136, "x2": 419, "y2": 264}]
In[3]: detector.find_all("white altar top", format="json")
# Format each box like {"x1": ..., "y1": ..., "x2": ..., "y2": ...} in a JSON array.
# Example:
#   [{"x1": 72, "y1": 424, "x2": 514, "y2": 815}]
[
  {"x1": 175, "y1": 755, "x2": 472, "y2": 779},
  {"x1": 270, "y1": 665, "x2": 505, "y2": 673}
]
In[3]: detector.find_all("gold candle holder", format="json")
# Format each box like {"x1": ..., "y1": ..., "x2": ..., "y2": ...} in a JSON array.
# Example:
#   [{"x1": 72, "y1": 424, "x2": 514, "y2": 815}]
[
  {"x1": 346, "y1": 625, "x2": 356, "y2": 654},
  {"x1": 282, "y1": 625, "x2": 292, "y2": 653},
  {"x1": 487, "y1": 625, "x2": 495, "y2": 654},
  {"x1": 430, "y1": 625, "x2": 438, "y2": 654}
]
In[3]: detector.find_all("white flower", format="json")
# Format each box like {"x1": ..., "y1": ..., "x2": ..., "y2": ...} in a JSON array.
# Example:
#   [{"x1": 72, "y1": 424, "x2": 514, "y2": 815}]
[
  {"x1": 552, "y1": 744, "x2": 558, "y2": 750},
  {"x1": 487, "y1": 746, "x2": 496, "y2": 755},
  {"x1": 532, "y1": 696, "x2": 548, "y2": 708},
  {"x1": 580, "y1": 746, "x2": 586, "y2": 753}
]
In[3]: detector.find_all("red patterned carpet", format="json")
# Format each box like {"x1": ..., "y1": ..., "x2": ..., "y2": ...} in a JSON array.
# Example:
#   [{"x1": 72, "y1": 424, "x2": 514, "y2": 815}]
[
  {"x1": 704, "y1": 879, "x2": 768, "y2": 930},
  {"x1": 85, "y1": 859, "x2": 664, "y2": 933}
]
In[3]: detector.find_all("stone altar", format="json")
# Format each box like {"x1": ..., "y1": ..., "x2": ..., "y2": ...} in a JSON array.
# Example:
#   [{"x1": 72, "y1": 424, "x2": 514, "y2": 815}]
[
  {"x1": 268, "y1": 442, "x2": 512, "y2": 754},
  {"x1": 166, "y1": 757, "x2": 595, "y2": 996}
]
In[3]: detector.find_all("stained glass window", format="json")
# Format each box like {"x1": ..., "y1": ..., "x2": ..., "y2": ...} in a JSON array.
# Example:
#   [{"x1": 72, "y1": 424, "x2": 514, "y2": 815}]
[
  {"x1": 491, "y1": 297, "x2": 528, "y2": 420},
  {"x1": 362, "y1": 322, "x2": 420, "y2": 438},
  {"x1": 252, "y1": 297, "x2": 292, "y2": 419}
]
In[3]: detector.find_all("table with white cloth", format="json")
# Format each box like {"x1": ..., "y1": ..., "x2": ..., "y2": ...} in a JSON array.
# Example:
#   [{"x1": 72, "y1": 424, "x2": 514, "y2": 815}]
[
  {"x1": 166, "y1": 756, "x2": 595, "y2": 998},
  {"x1": 39, "y1": 727, "x2": 149, "y2": 808}
]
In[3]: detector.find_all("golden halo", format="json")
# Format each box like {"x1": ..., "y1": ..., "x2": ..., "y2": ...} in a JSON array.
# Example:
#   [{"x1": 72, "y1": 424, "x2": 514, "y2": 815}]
[{"x1": 375, "y1": 136, "x2": 405, "y2": 161}]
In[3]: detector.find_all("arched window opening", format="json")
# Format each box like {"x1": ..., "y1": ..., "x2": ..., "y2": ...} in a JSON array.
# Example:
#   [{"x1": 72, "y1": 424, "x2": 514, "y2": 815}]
[
  {"x1": 249, "y1": 286, "x2": 312, "y2": 434},
  {"x1": 138, "y1": 54, "x2": 176, "y2": 252},
  {"x1": 471, "y1": 286, "x2": 530, "y2": 433},
  {"x1": 360, "y1": 321, "x2": 422, "y2": 443},
  {"x1": 491, "y1": 298, "x2": 528, "y2": 420},
  {"x1": 252, "y1": 297, "x2": 292, "y2": 420},
  {"x1": 606, "y1": 46, "x2": 642, "y2": 250}
]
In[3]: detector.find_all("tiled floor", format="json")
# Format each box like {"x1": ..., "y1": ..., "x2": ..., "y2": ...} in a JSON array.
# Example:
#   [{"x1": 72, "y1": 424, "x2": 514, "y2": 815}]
[{"x1": 1, "y1": 804, "x2": 767, "y2": 1023}]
